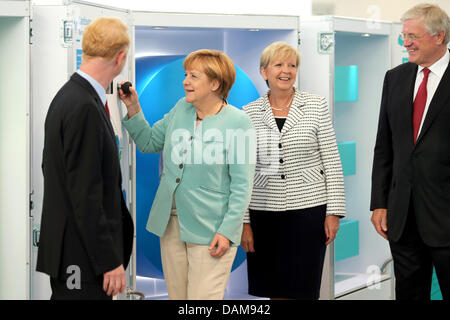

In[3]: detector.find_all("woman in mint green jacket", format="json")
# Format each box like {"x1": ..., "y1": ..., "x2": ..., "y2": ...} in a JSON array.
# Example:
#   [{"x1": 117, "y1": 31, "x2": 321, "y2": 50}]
[{"x1": 119, "y1": 49, "x2": 256, "y2": 300}]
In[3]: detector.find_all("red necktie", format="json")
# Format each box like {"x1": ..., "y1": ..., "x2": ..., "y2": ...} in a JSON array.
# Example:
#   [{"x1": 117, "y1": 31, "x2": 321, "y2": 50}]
[
  {"x1": 413, "y1": 68, "x2": 430, "y2": 143},
  {"x1": 105, "y1": 101, "x2": 110, "y2": 118}
]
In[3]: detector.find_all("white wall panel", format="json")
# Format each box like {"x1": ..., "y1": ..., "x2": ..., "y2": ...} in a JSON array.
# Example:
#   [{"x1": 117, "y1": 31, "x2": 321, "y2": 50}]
[{"x1": 0, "y1": 14, "x2": 31, "y2": 300}]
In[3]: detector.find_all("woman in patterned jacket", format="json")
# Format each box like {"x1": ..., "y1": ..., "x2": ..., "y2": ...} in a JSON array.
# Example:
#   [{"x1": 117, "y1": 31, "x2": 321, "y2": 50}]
[{"x1": 240, "y1": 42, "x2": 346, "y2": 300}]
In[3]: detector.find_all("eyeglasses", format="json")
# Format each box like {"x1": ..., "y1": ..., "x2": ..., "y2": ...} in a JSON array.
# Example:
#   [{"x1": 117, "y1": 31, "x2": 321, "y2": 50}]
[{"x1": 399, "y1": 33, "x2": 426, "y2": 42}]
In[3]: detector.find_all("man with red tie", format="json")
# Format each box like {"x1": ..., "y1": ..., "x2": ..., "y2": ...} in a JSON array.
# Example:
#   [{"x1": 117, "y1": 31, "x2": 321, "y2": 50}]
[
  {"x1": 371, "y1": 4, "x2": 450, "y2": 300},
  {"x1": 37, "y1": 17, "x2": 134, "y2": 299}
]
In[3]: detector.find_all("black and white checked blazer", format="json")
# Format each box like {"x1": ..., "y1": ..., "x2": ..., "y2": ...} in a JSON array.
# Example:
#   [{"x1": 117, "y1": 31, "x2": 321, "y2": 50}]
[{"x1": 242, "y1": 89, "x2": 346, "y2": 223}]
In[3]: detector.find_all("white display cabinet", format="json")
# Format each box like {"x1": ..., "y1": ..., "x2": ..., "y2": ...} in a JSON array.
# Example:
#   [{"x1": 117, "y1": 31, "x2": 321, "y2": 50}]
[
  {"x1": 29, "y1": 0, "x2": 134, "y2": 300},
  {"x1": 0, "y1": 0, "x2": 31, "y2": 300},
  {"x1": 299, "y1": 16, "x2": 398, "y2": 299}
]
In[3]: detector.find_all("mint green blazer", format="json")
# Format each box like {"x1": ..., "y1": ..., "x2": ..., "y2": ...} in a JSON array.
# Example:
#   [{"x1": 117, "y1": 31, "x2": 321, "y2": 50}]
[{"x1": 122, "y1": 98, "x2": 256, "y2": 246}]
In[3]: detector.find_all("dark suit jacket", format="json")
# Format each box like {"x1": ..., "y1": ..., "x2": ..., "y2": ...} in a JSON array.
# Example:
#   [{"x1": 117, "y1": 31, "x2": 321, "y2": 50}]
[
  {"x1": 371, "y1": 51, "x2": 450, "y2": 247},
  {"x1": 37, "y1": 73, "x2": 134, "y2": 283}
]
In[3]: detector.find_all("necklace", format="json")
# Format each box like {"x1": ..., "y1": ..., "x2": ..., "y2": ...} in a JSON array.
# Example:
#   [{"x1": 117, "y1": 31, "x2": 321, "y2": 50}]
[
  {"x1": 196, "y1": 100, "x2": 225, "y2": 121},
  {"x1": 269, "y1": 90, "x2": 294, "y2": 111}
]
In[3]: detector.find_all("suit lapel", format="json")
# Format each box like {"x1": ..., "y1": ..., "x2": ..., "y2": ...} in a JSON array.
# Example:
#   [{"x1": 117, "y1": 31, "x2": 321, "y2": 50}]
[
  {"x1": 281, "y1": 91, "x2": 305, "y2": 135},
  {"x1": 260, "y1": 94, "x2": 279, "y2": 132},
  {"x1": 416, "y1": 58, "x2": 450, "y2": 144},
  {"x1": 260, "y1": 91, "x2": 306, "y2": 134},
  {"x1": 70, "y1": 73, "x2": 117, "y2": 142},
  {"x1": 95, "y1": 98, "x2": 116, "y2": 142},
  {"x1": 401, "y1": 64, "x2": 418, "y2": 148}
]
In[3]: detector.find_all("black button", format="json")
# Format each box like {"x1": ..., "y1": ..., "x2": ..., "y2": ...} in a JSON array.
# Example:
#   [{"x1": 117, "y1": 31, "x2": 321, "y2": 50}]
[
  {"x1": 179, "y1": 164, "x2": 184, "y2": 169},
  {"x1": 278, "y1": 143, "x2": 282, "y2": 149},
  {"x1": 176, "y1": 178, "x2": 180, "y2": 183},
  {"x1": 320, "y1": 170, "x2": 324, "y2": 175},
  {"x1": 279, "y1": 159, "x2": 284, "y2": 164},
  {"x1": 281, "y1": 174, "x2": 286, "y2": 179}
]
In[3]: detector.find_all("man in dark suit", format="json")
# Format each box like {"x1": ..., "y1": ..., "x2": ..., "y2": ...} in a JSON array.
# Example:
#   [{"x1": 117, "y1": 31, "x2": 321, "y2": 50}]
[
  {"x1": 37, "y1": 17, "x2": 134, "y2": 300},
  {"x1": 371, "y1": 4, "x2": 450, "y2": 300}
]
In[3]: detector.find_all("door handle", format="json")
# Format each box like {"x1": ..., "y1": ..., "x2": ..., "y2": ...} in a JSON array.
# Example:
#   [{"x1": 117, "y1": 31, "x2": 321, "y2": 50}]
[
  {"x1": 126, "y1": 289, "x2": 145, "y2": 300},
  {"x1": 33, "y1": 228, "x2": 40, "y2": 247}
]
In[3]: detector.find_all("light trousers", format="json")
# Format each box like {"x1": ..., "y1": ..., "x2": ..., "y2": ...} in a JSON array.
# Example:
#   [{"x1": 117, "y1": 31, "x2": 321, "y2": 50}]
[{"x1": 160, "y1": 214, "x2": 237, "y2": 300}]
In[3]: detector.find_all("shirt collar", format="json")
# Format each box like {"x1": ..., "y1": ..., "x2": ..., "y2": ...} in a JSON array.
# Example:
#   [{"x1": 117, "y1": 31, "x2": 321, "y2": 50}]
[
  {"x1": 417, "y1": 49, "x2": 450, "y2": 78},
  {"x1": 76, "y1": 69, "x2": 107, "y2": 105}
]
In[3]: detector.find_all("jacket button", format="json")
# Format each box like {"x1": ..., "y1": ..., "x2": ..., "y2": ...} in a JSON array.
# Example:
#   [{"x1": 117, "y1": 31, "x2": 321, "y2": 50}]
[
  {"x1": 179, "y1": 164, "x2": 183, "y2": 169},
  {"x1": 176, "y1": 178, "x2": 180, "y2": 183},
  {"x1": 281, "y1": 174, "x2": 286, "y2": 179},
  {"x1": 278, "y1": 143, "x2": 282, "y2": 149},
  {"x1": 320, "y1": 170, "x2": 324, "y2": 175},
  {"x1": 279, "y1": 158, "x2": 284, "y2": 164}
]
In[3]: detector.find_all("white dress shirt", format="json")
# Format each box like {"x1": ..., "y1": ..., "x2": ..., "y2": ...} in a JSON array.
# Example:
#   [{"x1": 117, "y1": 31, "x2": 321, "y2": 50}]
[{"x1": 413, "y1": 49, "x2": 450, "y2": 137}]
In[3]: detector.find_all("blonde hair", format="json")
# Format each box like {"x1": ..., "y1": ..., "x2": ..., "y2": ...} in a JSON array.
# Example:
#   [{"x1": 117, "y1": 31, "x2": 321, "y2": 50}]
[
  {"x1": 401, "y1": 3, "x2": 450, "y2": 44},
  {"x1": 82, "y1": 17, "x2": 130, "y2": 61},
  {"x1": 260, "y1": 42, "x2": 301, "y2": 70},
  {"x1": 183, "y1": 49, "x2": 236, "y2": 100}
]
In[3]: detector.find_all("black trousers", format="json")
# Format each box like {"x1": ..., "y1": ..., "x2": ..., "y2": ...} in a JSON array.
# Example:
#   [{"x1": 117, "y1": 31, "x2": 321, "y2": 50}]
[
  {"x1": 389, "y1": 200, "x2": 450, "y2": 300},
  {"x1": 50, "y1": 278, "x2": 111, "y2": 300}
]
